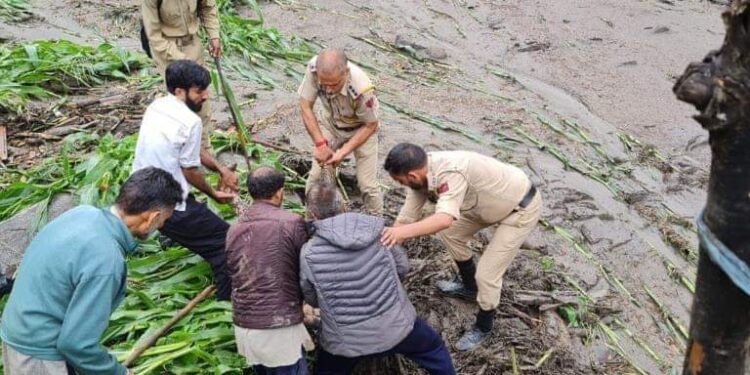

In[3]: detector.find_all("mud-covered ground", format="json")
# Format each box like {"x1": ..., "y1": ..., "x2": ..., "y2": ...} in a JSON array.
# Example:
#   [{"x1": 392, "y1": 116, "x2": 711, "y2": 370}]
[{"x1": 1, "y1": 0, "x2": 728, "y2": 373}]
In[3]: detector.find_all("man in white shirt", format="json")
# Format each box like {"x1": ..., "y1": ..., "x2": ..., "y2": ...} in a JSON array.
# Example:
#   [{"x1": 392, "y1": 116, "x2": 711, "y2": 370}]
[{"x1": 132, "y1": 60, "x2": 237, "y2": 300}]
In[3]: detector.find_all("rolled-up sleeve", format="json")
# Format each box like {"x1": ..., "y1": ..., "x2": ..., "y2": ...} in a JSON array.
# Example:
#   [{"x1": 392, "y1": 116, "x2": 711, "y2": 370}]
[
  {"x1": 395, "y1": 188, "x2": 427, "y2": 225},
  {"x1": 200, "y1": 0, "x2": 220, "y2": 40},
  {"x1": 179, "y1": 122, "x2": 202, "y2": 168}
]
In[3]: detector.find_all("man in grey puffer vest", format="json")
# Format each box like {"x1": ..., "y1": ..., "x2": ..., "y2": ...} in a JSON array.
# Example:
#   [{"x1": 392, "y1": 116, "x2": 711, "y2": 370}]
[{"x1": 300, "y1": 182, "x2": 455, "y2": 375}]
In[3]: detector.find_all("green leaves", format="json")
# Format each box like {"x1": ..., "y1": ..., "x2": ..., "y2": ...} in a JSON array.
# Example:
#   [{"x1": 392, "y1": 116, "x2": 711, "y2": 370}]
[
  {"x1": 0, "y1": 40, "x2": 151, "y2": 114},
  {"x1": 0, "y1": 0, "x2": 32, "y2": 22}
]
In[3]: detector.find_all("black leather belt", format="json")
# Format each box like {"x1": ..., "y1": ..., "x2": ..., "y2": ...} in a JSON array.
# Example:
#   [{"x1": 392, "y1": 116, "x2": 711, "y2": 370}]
[
  {"x1": 518, "y1": 185, "x2": 537, "y2": 209},
  {"x1": 334, "y1": 124, "x2": 362, "y2": 132}
]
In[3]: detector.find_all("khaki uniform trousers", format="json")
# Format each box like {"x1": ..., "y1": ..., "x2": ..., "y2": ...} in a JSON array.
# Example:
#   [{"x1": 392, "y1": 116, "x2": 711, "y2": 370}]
[
  {"x1": 305, "y1": 119, "x2": 383, "y2": 215},
  {"x1": 437, "y1": 194, "x2": 542, "y2": 310},
  {"x1": 153, "y1": 35, "x2": 212, "y2": 146}
]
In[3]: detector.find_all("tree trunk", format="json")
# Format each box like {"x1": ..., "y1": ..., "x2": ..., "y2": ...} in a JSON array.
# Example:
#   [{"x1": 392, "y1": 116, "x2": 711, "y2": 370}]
[{"x1": 673, "y1": 2, "x2": 750, "y2": 374}]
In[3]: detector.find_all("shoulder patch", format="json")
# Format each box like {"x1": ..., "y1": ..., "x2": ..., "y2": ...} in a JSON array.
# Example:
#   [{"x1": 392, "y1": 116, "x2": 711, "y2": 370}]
[
  {"x1": 347, "y1": 62, "x2": 374, "y2": 98},
  {"x1": 437, "y1": 182, "x2": 449, "y2": 194}
]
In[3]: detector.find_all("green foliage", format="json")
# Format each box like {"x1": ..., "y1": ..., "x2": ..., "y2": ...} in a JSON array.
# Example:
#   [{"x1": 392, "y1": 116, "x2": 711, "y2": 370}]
[
  {"x1": 0, "y1": 40, "x2": 150, "y2": 113},
  {"x1": 539, "y1": 256, "x2": 554, "y2": 272},
  {"x1": 107, "y1": 243, "x2": 245, "y2": 374},
  {"x1": 0, "y1": 0, "x2": 32, "y2": 22},
  {"x1": 212, "y1": 0, "x2": 314, "y2": 88},
  {"x1": 558, "y1": 304, "x2": 580, "y2": 328},
  {"x1": 0, "y1": 132, "x2": 134, "y2": 221}
]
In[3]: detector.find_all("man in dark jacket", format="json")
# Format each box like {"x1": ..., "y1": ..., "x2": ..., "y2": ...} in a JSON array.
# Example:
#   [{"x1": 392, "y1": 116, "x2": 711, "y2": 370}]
[
  {"x1": 226, "y1": 167, "x2": 313, "y2": 375},
  {"x1": 300, "y1": 182, "x2": 455, "y2": 375}
]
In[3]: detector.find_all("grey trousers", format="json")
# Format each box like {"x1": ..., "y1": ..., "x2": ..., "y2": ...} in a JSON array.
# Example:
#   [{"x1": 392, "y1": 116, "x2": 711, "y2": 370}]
[{"x1": 2, "y1": 342, "x2": 69, "y2": 375}]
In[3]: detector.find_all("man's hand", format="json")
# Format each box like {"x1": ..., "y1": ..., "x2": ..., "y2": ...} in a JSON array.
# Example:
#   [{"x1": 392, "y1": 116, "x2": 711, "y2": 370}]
[
  {"x1": 303, "y1": 304, "x2": 320, "y2": 326},
  {"x1": 313, "y1": 143, "x2": 334, "y2": 165},
  {"x1": 381, "y1": 226, "x2": 409, "y2": 248},
  {"x1": 218, "y1": 167, "x2": 238, "y2": 193},
  {"x1": 208, "y1": 38, "x2": 221, "y2": 58},
  {"x1": 212, "y1": 190, "x2": 236, "y2": 204},
  {"x1": 324, "y1": 149, "x2": 347, "y2": 167}
]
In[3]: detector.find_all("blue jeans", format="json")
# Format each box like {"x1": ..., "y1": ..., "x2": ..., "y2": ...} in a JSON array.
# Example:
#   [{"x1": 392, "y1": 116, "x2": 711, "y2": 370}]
[
  {"x1": 315, "y1": 319, "x2": 455, "y2": 375},
  {"x1": 252, "y1": 355, "x2": 309, "y2": 375}
]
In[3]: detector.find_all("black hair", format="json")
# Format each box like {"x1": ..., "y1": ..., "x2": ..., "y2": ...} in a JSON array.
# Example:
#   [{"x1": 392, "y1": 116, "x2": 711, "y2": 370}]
[
  {"x1": 165, "y1": 60, "x2": 210, "y2": 94},
  {"x1": 116, "y1": 167, "x2": 183, "y2": 215},
  {"x1": 306, "y1": 182, "x2": 343, "y2": 220},
  {"x1": 247, "y1": 166, "x2": 285, "y2": 200},
  {"x1": 383, "y1": 143, "x2": 428, "y2": 176}
]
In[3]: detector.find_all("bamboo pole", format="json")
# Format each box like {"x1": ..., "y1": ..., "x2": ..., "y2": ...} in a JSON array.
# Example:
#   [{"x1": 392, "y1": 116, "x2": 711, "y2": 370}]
[{"x1": 122, "y1": 285, "x2": 216, "y2": 367}]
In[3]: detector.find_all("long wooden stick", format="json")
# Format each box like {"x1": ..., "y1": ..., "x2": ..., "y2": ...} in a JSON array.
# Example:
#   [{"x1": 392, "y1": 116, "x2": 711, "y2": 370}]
[
  {"x1": 214, "y1": 56, "x2": 252, "y2": 171},
  {"x1": 122, "y1": 285, "x2": 216, "y2": 367}
]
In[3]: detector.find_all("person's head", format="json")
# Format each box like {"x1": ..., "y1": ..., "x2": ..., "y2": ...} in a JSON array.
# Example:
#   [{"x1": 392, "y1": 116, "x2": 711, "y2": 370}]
[
  {"x1": 247, "y1": 166, "x2": 285, "y2": 205},
  {"x1": 115, "y1": 167, "x2": 183, "y2": 240},
  {"x1": 384, "y1": 143, "x2": 429, "y2": 190},
  {"x1": 316, "y1": 48, "x2": 349, "y2": 97},
  {"x1": 165, "y1": 60, "x2": 211, "y2": 113},
  {"x1": 306, "y1": 182, "x2": 345, "y2": 220}
]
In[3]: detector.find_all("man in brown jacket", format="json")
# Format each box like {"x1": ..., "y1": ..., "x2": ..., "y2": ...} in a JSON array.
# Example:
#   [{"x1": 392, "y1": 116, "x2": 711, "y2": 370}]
[{"x1": 225, "y1": 167, "x2": 312, "y2": 374}]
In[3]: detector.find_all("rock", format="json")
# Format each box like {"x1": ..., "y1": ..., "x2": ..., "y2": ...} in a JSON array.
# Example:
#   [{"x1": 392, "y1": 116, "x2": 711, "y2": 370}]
[
  {"x1": 394, "y1": 35, "x2": 425, "y2": 51},
  {"x1": 487, "y1": 15, "x2": 503, "y2": 30},
  {"x1": 217, "y1": 151, "x2": 248, "y2": 170},
  {"x1": 586, "y1": 277, "x2": 610, "y2": 302},
  {"x1": 542, "y1": 310, "x2": 571, "y2": 349},
  {"x1": 0, "y1": 193, "x2": 76, "y2": 276},
  {"x1": 654, "y1": 26, "x2": 670, "y2": 34},
  {"x1": 518, "y1": 41, "x2": 551, "y2": 53},
  {"x1": 425, "y1": 47, "x2": 448, "y2": 60}
]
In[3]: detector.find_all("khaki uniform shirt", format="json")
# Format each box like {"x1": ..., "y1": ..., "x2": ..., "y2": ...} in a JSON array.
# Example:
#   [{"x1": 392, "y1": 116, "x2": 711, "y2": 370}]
[
  {"x1": 141, "y1": 0, "x2": 220, "y2": 62},
  {"x1": 297, "y1": 56, "x2": 379, "y2": 130},
  {"x1": 396, "y1": 151, "x2": 531, "y2": 225}
]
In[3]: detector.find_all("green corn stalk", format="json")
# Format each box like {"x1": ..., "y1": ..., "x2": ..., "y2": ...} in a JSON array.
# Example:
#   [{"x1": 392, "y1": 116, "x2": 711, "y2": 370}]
[
  {"x1": 613, "y1": 319, "x2": 665, "y2": 368},
  {"x1": 0, "y1": 40, "x2": 151, "y2": 113},
  {"x1": 382, "y1": 101, "x2": 483, "y2": 143},
  {"x1": 644, "y1": 286, "x2": 688, "y2": 343},
  {"x1": 597, "y1": 322, "x2": 649, "y2": 375},
  {"x1": 0, "y1": 0, "x2": 32, "y2": 22}
]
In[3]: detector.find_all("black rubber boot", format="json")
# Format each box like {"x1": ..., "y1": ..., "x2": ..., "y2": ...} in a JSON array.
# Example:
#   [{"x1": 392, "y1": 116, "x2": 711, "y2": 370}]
[
  {"x1": 456, "y1": 309, "x2": 494, "y2": 351},
  {"x1": 436, "y1": 259, "x2": 478, "y2": 301}
]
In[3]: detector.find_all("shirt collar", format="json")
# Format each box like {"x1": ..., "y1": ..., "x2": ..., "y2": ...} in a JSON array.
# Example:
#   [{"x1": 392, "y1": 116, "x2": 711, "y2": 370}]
[
  {"x1": 339, "y1": 74, "x2": 351, "y2": 96},
  {"x1": 104, "y1": 207, "x2": 138, "y2": 255}
]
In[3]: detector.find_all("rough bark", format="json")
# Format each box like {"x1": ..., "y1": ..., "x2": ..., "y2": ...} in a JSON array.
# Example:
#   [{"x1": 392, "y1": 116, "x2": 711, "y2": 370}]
[{"x1": 673, "y1": 2, "x2": 750, "y2": 374}]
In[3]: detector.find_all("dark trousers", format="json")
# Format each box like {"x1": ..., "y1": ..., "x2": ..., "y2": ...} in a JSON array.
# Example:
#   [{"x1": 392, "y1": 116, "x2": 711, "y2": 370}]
[
  {"x1": 250, "y1": 355, "x2": 309, "y2": 375},
  {"x1": 160, "y1": 195, "x2": 232, "y2": 300},
  {"x1": 315, "y1": 319, "x2": 455, "y2": 375}
]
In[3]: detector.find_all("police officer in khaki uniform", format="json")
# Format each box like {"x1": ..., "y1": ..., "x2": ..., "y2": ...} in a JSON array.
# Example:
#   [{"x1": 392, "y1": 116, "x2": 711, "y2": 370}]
[
  {"x1": 381, "y1": 143, "x2": 541, "y2": 351},
  {"x1": 141, "y1": 0, "x2": 237, "y2": 192},
  {"x1": 298, "y1": 48, "x2": 383, "y2": 214}
]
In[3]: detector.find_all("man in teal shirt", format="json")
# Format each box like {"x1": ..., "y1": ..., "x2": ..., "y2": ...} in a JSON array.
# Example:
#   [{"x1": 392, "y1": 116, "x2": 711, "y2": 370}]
[{"x1": 1, "y1": 167, "x2": 183, "y2": 375}]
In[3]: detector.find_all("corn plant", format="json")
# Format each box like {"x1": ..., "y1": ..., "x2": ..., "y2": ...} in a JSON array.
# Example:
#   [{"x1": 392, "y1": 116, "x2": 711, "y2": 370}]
[
  {"x1": 0, "y1": 40, "x2": 150, "y2": 113},
  {"x1": 0, "y1": 0, "x2": 32, "y2": 22}
]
